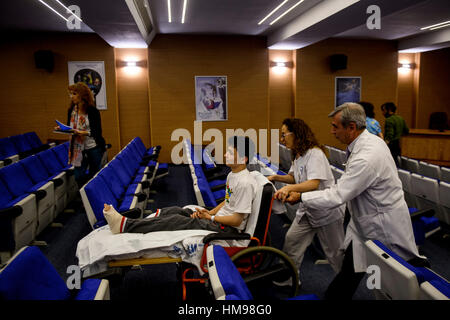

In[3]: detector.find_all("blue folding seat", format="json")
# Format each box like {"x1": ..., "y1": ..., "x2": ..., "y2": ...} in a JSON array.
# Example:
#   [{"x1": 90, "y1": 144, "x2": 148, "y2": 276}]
[
  {"x1": 23, "y1": 132, "x2": 51, "y2": 153},
  {"x1": 0, "y1": 162, "x2": 55, "y2": 236},
  {"x1": 365, "y1": 239, "x2": 448, "y2": 300},
  {"x1": 0, "y1": 137, "x2": 20, "y2": 165},
  {"x1": 20, "y1": 155, "x2": 66, "y2": 219},
  {"x1": 420, "y1": 279, "x2": 450, "y2": 300},
  {"x1": 0, "y1": 178, "x2": 37, "y2": 261},
  {"x1": 206, "y1": 245, "x2": 318, "y2": 301},
  {"x1": 0, "y1": 246, "x2": 109, "y2": 300},
  {"x1": 10, "y1": 134, "x2": 34, "y2": 159}
]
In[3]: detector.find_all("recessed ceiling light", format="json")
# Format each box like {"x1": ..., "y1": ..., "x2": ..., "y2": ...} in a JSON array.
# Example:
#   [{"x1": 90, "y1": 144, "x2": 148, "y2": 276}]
[
  {"x1": 429, "y1": 22, "x2": 450, "y2": 31},
  {"x1": 54, "y1": 0, "x2": 82, "y2": 22},
  {"x1": 167, "y1": 0, "x2": 172, "y2": 23},
  {"x1": 258, "y1": 0, "x2": 289, "y2": 25},
  {"x1": 182, "y1": 0, "x2": 188, "y2": 24},
  {"x1": 37, "y1": 0, "x2": 68, "y2": 22},
  {"x1": 270, "y1": 0, "x2": 305, "y2": 26},
  {"x1": 420, "y1": 20, "x2": 450, "y2": 30}
]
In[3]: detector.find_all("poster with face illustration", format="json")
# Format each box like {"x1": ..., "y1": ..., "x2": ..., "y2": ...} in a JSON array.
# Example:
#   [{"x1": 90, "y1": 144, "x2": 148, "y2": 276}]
[
  {"x1": 195, "y1": 76, "x2": 227, "y2": 121},
  {"x1": 68, "y1": 61, "x2": 107, "y2": 110}
]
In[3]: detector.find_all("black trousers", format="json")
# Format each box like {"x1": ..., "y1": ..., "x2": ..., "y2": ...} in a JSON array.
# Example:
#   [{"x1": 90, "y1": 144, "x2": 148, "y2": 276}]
[
  {"x1": 388, "y1": 140, "x2": 401, "y2": 167},
  {"x1": 124, "y1": 206, "x2": 239, "y2": 234},
  {"x1": 324, "y1": 242, "x2": 365, "y2": 300}
]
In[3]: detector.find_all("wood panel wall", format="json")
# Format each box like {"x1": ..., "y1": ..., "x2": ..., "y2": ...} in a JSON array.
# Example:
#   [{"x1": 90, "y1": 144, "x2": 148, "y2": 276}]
[
  {"x1": 148, "y1": 35, "x2": 270, "y2": 163},
  {"x1": 295, "y1": 38, "x2": 398, "y2": 150},
  {"x1": 0, "y1": 32, "x2": 121, "y2": 157}
]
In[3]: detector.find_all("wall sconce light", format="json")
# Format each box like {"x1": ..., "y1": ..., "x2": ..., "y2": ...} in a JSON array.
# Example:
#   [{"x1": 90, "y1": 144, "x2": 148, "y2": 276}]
[
  {"x1": 270, "y1": 61, "x2": 294, "y2": 68},
  {"x1": 398, "y1": 62, "x2": 416, "y2": 69},
  {"x1": 116, "y1": 60, "x2": 147, "y2": 68}
]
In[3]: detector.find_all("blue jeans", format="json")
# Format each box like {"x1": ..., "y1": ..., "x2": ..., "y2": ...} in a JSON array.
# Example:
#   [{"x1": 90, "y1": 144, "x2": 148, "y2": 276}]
[{"x1": 74, "y1": 146, "x2": 104, "y2": 187}]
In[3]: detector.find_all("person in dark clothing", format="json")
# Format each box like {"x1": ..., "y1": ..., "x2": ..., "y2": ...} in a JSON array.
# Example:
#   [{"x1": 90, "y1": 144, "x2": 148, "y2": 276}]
[
  {"x1": 57, "y1": 82, "x2": 106, "y2": 187},
  {"x1": 381, "y1": 102, "x2": 409, "y2": 167}
]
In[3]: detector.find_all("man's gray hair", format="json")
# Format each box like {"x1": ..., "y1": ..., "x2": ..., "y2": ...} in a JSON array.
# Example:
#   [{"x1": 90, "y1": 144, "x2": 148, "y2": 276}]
[{"x1": 328, "y1": 103, "x2": 367, "y2": 129}]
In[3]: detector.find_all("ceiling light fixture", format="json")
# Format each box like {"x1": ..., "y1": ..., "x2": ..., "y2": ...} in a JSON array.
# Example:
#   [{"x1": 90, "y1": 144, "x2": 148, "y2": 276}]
[
  {"x1": 38, "y1": 0, "x2": 68, "y2": 22},
  {"x1": 182, "y1": 0, "x2": 188, "y2": 24},
  {"x1": 270, "y1": 0, "x2": 304, "y2": 26},
  {"x1": 430, "y1": 22, "x2": 450, "y2": 31},
  {"x1": 420, "y1": 20, "x2": 450, "y2": 30},
  {"x1": 167, "y1": 0, "x2": 172, "y2": 23},
  {"x1": 258, "y1": 0, "x2": 289, "y2": 25},
  {"x1": 54, "y1": 0, "x2": 83, "y2": 22}
]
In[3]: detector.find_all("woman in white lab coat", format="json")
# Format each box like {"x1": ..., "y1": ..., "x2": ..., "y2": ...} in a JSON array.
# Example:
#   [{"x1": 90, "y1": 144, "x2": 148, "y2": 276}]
[{"x1": 268, "y1": 118, "x2": 345, "y2": 287}]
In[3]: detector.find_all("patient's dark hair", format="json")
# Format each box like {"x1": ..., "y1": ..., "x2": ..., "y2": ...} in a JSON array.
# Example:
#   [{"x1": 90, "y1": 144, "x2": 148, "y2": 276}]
[{"x1": 228, "y1": 136, "x2": 255, "y2": 164}]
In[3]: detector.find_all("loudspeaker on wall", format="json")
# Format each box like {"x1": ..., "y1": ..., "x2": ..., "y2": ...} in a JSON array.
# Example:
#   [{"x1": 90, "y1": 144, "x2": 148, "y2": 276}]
[
  {"x1": 330, "y1": 54, "x2": 347, "y2": 71},
  {"x1": 34, "y1": 50, "x2": 54, "y2": 72}
]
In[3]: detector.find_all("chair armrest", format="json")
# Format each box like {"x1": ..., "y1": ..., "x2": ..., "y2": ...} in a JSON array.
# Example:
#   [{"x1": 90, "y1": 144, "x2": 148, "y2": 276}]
[
  {"x1": 410, "y1": 208, "x2": 435, "y2": 221},
  {"x1": 32, "y1": 189, "x2": 47, "y2": 201},
  {"x1": 139, "y1": 180, "x2": 150, "y2": 189},
  {"x1": 0, "y1": 205, "x2": 23, "y2": 220},
  {"x1": 202, "y1": 232, "x2": 251, "y2": 244},
  {"x1": 210, "y1": 184, "x2": 226, "y2": 192},
  {"x1": 120, "y1": 208, "x2": 142, "y2": 219},
  {"x1": 52, "y1": 177, "x2": 64, "y2": 188},
  {"x1": 134, "y1": 192, "x2": 147, "y2": 203}
]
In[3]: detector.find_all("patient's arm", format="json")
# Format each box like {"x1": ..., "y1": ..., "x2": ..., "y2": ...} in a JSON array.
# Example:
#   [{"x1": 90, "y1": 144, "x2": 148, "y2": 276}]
[{"x1": 195, "y1": 209, "x2": 244, "y2": 228}]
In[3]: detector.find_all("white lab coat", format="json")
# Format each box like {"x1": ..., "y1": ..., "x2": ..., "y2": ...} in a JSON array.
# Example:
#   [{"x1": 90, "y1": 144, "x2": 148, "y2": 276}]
[{"x1": 302, "y1": 130, "x2": 421, "y2": 272}]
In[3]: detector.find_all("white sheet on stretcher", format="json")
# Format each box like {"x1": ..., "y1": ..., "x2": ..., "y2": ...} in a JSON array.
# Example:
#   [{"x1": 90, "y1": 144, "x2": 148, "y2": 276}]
[{"x1": 76, "y1": 225, "x2": 223, "y2": 277}]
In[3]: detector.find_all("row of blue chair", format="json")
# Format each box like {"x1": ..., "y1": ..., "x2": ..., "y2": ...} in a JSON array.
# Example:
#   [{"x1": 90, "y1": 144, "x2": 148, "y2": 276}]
[
  {"x1": 0, "y1": 142, "x2": 78, "y2": 263},
  {"x1": 0, "y1": 132, "x2": 54, "y2": 167},
  {"x1": 0, "y1": 246, "x2": 110, "y2": 300},
  {"x1": 400, "y1": 155, "x2": 450, "y2": 183},
  {"x1": 183, "y1": 139, "x2": 227, "y2": 208},
  {"x1": 80, "y1": 137, "x2": 167, "y2": 229},
  {"x1": 366, "y1": 239, "x2": 449, "y2": 300}
]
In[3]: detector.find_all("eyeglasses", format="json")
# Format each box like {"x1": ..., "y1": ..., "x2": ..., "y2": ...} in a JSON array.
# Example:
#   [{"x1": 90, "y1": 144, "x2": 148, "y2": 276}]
[
  {"x1": 280, "y1": 132, "x2": 293, "y2": 139},
  {"x1": 68, "y1": 92, "x2": 77, "y2": 97}
]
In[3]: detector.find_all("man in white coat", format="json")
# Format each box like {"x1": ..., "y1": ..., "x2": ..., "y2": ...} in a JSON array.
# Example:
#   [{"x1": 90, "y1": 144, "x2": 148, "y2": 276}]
[{"x1": 284, "y1": 103, "x2": 424, "y2": 299}]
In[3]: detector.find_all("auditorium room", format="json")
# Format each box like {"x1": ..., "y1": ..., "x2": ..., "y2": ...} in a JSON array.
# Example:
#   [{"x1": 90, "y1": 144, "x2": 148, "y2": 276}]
[{"x1": 0, "y1": 0, "x2": 449, "y2": 305}]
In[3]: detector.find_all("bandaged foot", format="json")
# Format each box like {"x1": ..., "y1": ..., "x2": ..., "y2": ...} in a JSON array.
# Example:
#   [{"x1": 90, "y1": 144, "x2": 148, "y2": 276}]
[{"x1": 103, "y1": 204, "x2": 125, "y2": 234}]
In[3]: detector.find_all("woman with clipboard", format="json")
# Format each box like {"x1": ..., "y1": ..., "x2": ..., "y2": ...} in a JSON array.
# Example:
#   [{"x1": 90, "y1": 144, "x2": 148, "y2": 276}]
[{"x1": 56, "y1": 82, "x2": 105, "y2": 187}]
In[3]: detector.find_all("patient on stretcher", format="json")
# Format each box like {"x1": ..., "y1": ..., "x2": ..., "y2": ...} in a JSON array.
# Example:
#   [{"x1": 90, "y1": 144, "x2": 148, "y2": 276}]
[{"x1": 104, "y1": 136, "x2": 257, "y2": 235}]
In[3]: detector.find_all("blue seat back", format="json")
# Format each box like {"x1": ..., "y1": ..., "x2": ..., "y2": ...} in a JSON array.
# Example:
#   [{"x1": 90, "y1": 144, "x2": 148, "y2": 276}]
[
  {"x1": 0, "y1": 178, "x2": 14, "y2": 209},
  {"x1": 211, "y1": 245, "x2": 253, "y2": 300},
  {"x1": 0, "y1": 162, "x2": 34, "y2": 198},
  {"x1": 0, "y1": 137, "x2": 19, "y2": 158},
  {"x1": 83, "y1": 176, "x2": 118, "y2": 223},
  {"x1": 51, "y1": 143, "x2": 69, "y2": 167},
  {"x1": 97, "y1": 165, "x2": 126, "y2": 200},
  {"x1": 108, "y1": 159, "x2": 132, "y2": 187},
  {"x1": 10, "y1": 134, "x2": 31, "y2": 153},
  {"x1": 0, "y1": 246, "x2": 70, "y2": 300},
  {"x1": 37, "y1": 149, "x2": 63, "y2": 176},
  {"x1": 20, "y1": 155, "x2": 50, "y2": 184},
  {"x1": 23, "y1": 132, "x2": 42, "y2": 149}
]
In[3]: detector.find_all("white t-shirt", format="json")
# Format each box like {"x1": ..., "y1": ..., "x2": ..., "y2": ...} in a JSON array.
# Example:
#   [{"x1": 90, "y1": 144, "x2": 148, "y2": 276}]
[
  {"x1": 216, "y1": 169, "x2": 257, "y2": 231},
  {"x1": 288, "y1": 147, "x2": 344, "y2": 227}
]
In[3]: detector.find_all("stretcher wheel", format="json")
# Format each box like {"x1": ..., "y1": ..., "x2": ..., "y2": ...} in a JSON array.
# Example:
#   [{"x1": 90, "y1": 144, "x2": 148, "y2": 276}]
[{"x1": 231, "y1": 246, "x2": 299, "y2": 298}]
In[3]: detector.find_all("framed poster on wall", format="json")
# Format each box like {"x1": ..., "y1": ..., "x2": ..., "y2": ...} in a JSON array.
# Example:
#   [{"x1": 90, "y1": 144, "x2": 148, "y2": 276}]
[
  {"x1": 335, "y1": 77, "x2": 361, "y2": 108},
  {"x1": 68, "y1": 61, "x2": 107, "y2": 110},
  {"x1": 195, "y1": 76, "x2": 227, "y2": 121}
]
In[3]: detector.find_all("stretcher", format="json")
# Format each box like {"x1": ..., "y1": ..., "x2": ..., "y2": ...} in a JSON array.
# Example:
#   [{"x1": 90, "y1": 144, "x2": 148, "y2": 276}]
[{"x1": 75, "y1": 171, "x2": 293, "y2": 299}]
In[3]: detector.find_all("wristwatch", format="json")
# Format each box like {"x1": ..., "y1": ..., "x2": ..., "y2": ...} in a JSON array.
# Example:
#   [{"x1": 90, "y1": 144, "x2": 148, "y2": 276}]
[{"x1": 211, "y1": 215, "x2": 215, "y2": 222}]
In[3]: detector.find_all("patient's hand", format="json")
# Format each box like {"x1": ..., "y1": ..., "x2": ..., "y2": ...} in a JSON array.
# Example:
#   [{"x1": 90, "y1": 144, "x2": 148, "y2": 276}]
[{"x1": 191, "y1": 208, "x2": 211, "y2": 220}]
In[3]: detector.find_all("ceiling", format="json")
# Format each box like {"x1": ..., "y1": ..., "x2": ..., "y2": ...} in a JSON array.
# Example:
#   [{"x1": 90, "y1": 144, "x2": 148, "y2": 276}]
[{"x1": 0, "y1": 0, "x2": 449, "y2": 52}]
